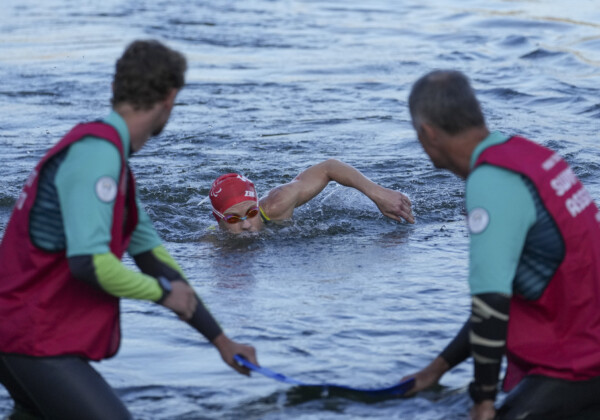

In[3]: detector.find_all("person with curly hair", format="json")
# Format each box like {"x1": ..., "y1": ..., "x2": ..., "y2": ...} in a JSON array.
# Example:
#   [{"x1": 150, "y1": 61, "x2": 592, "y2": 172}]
[{"x1": 0, "y1": 40, "x2": 257, "y2": 420}]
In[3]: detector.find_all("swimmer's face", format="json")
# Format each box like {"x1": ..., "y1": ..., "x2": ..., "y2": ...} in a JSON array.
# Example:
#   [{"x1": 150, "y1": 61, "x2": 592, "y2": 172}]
[{"x1": 218, "y1": 200, "x2": 264, "y2": 234}]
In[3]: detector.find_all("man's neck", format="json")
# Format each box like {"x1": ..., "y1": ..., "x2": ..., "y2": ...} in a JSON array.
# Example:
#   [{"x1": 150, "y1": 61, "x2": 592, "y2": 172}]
[
  {"x1": 113, "y1": 105, "x2": 152, "y2": 152},
  {"x1": 445, "y1": 126, "x2": 489, "y2": 179}
]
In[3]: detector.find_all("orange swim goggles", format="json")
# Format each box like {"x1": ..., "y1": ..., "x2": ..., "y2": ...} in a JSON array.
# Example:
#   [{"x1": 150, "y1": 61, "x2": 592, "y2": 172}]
[{"x1": 213, "y1": 205, "x2": 260, "y2": 224}]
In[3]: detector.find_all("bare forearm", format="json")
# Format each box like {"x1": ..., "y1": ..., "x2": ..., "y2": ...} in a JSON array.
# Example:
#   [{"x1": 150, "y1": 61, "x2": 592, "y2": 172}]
[
  {"x1": 321, "y1": 159, "x2": 380, "y2": 199},
  {"x1": 322, "y1": 159, "x2": 414, "y2": 223},
  {"x1": 427, "y1": 356, "x2": 451, "y2": 379},
  {"x1": 262, "y1": 158, "x2": 412, "y2": 223},
  {"x1": 276, "y1": 159, "x2": 378, "y2": 211}
]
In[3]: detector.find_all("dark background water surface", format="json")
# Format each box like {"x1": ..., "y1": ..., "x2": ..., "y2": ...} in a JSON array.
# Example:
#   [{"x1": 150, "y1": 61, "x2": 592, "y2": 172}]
[{"x1": 1, "y1": 1, "x2": 599, "y2": 419}]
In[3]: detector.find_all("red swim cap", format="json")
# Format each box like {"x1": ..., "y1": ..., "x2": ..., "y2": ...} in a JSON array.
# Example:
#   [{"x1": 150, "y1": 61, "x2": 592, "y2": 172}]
[{"x1": 209, "y1": 173, "x2": 258, "y2": 221}]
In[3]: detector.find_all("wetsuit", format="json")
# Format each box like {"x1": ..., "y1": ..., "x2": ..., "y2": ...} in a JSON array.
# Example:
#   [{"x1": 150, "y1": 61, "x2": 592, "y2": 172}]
[
  {"x1": 0, "y1": 112, "x2": 222, "y2": 420},
  {"x1": 440, "y1": 132, "x2": 600, "y2": 419}
]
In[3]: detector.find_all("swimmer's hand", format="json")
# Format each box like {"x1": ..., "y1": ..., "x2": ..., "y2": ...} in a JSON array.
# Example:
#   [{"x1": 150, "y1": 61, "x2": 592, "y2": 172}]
[
  {"x1": 470, "y1": 400, "x2": 496, "y2": 420},
  {"x1": 399, "y1": 356, "x2": 449, "y2": 396},
  {"x1": 371, "y1": 186, "x2": 415, "y2": 224},
  {"x1": 212, "y1": 333, "x2": 258, "y2": 376},
  {"x1": 161, "y1": 280, "x2": 198, "y2": 320}
]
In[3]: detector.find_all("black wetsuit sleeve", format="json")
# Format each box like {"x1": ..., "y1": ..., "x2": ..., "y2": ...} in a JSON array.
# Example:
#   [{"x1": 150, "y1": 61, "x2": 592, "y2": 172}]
[
  {"x1": 470, "y1": 293, "x2": 510, "y2": 396},
  {"x1": 68, "y1": 255, "x2": 99, "y2": 287},
  {"x1": 133, "y1": 250, "x2": 223, "y2": 342},
  {"x1": 132, "y1": 249, "x2": 183, "y2": 281},
  {"x1": 439, "y1": 318, "x2": 471, "y2": 369},
  {"x1": 68, "y1": 253, "x2": 163, "y2": 301}
]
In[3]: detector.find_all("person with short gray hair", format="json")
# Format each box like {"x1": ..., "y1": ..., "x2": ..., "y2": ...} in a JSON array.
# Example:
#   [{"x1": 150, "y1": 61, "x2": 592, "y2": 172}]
[{"x1": 401, "y1": 70, "x2": 600, "y2": 420}]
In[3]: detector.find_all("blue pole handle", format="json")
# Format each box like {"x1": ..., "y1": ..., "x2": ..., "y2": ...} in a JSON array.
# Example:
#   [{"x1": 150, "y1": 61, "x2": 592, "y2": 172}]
[{"x1": 234, "y1": 354, "x2": 415, "y2": 397}]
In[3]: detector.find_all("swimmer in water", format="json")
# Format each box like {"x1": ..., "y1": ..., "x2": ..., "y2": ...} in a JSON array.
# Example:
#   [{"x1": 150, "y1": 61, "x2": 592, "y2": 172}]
[{"x1": 209, "y1": 158, "x2": 414, "y2": 234}]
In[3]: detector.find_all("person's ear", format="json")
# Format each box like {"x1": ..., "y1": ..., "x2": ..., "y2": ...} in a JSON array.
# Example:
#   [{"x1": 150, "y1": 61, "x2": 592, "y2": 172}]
[
  {"x1": 164, "y1": 88, "x2": 178, "y2": 111},
  {"x1": 420, "y1": 122, "x2": 438, "y2": 143}
]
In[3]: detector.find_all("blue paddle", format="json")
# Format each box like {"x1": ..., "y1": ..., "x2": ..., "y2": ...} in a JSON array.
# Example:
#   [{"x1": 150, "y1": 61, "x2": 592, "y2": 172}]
[{"x1": 234, "y1": 355, "x2": 415, "y2": 398}]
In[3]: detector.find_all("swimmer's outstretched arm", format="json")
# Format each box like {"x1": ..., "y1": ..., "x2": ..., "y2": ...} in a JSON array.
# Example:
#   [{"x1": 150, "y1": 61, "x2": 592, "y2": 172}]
[{"x1": 259, "y1": 158, "x2": 414, "y2": 223}]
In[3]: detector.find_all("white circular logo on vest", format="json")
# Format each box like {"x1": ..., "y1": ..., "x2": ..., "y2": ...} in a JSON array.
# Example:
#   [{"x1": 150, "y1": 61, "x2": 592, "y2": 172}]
[
  {"x1": 95, "y1": 176, "x2": 118, "y2": 203},
  {"x1": 468, "y1": 207, "x2": 490, "y2": 234}
]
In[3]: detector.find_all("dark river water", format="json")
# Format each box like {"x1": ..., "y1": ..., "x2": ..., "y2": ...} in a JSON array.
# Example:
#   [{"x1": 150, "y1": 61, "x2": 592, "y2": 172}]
[{"x1": 1, "y1": 1, "x2": 599, "y2": 419}]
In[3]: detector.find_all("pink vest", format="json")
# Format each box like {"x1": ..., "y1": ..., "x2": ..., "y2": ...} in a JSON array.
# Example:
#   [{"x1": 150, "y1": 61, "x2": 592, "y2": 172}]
[
  {"x1": 473, "y1": 136, "x2": 600, "y2": 390},
  {"x1": 0, "y1": 122, "x2": 138, "y2": 360}
]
